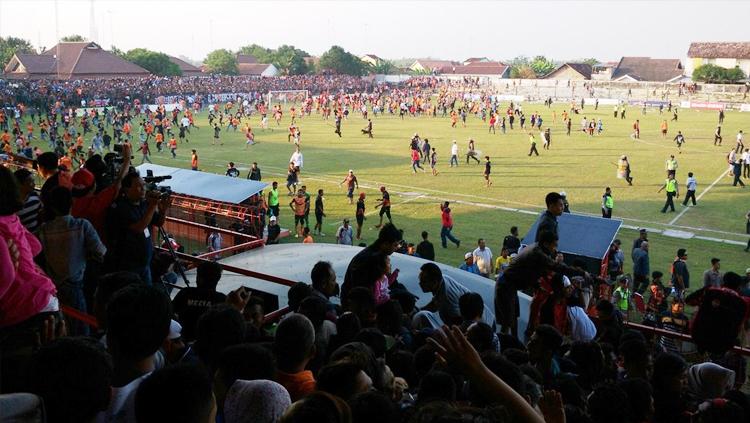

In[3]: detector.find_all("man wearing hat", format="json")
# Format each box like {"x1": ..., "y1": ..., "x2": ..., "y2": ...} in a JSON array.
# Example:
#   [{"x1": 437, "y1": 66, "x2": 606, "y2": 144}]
[
  {"x1": 71, "y1": 143, "x2": 131, "y2": 239},
  {"x1": 266, "y1": 216, "x2": 281, "y2": 245},
  {"x1": 612, "y1": 274, "x2": 634, "y2": 314},
  {"x1": 459, "y1": 252, "x2": 480, "y2": 275}
]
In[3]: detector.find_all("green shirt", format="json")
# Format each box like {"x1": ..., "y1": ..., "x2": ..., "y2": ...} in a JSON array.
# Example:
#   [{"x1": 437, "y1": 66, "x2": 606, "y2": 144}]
[
  {"x1": 269, "y1": 188, "x2": 279, "y2": 206},
  {"x1": 666, "y1": 179, "x2": 677, "y2": 193}
]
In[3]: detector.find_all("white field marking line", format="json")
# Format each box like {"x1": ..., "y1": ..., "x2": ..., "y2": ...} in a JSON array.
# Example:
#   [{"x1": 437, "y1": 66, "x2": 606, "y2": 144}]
[
  {"x1": 151, "y1": 155, "x2": 749, "y2": 240},
  {"x1": 261, "y1": 164, "x2": 544, "y2": 209},
  {"x1": 668, "y1": 168, "x2": 730, "y2": 225},
  {"x1": 326, "y1": 194, "x2": 427, "y2": 226},
  {"x1": 630, "y1": 137, "x2": 715, "y2": 154}
]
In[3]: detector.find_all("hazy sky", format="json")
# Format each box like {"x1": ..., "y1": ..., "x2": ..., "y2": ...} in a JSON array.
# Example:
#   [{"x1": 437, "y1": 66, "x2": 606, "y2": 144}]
[{"x1": 1, "y1": 0, "x2": 748, "y2": 63}]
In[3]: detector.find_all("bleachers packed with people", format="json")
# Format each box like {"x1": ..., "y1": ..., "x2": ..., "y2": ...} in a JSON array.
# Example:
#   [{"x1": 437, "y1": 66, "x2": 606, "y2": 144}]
[{"x1": 3, "y1": 155, "x2": 750, "y2": 423}]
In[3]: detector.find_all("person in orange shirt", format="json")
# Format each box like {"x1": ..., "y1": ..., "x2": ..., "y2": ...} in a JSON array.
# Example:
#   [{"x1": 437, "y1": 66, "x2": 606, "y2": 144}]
[
  {"x1": 302, "y1": 227, "x2": 314, "y2": 244},
  {"x1": 123, "y1": 122, "x2": 132, "y2": 140},
  {"x1": 661, "y1": 120, "x2": 668, "y2": 139},
  {"x1": 450, "y1": 110, "x2": 458, "y2": 128},
  {"x1": 58, "y1": 154, "x2": 73, "y2": 171},
  {"x1": 1, "y1": 130, "x2": 10, "y2": 144},
  {"x1": 191, "y1": 149, "x2": 198, "y2": 170},
  {"x1": 26, "y1": 122, "x2": 35, "y2": 140},
  {"x1": 168, "y1": 137, "x2": 177, "y2": 158},
  {"x1": 155, "y1": 133, "x2": 164, "y2": 152},
  {"x1": 63, "y1": 131, "x2": 72, "y2": 144},
  {"x1": 76, "y1": 135, "x2": 84, "y2": 153}
]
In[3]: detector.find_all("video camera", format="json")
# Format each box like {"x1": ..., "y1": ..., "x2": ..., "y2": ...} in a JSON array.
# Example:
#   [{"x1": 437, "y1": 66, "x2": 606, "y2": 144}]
[{"x1": 144, "y1": 169, "x2": 173, "y2": 198}]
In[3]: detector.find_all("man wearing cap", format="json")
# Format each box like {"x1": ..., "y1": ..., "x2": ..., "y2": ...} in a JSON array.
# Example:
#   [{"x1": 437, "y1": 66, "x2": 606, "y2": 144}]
[
  {"x1": 72, "y1": 143, "x2": 132, "y2": 239},
  {"x1": 266, "y1": 216, "x2": 281, "y2": 245},
  {"x1": 339, "y1": 170, "x2": 358, "y2": 205},
  {"x1": 671, "y1": 249, "x2": 689, "y2": 300},
  {"x1": 459, "y1": 252, "x2": 480, "y2": 275},
  {"x1": 657, "y1": 172, "x2": 679, "y2": 213},
  {"x1": 702, "y1": 258, "x2": 722, "y2": 288},
  {"x1": 632, "y1": 241, "x2": 650, "y2": 294},
  {"x1": 612, "y1": 275, "x2": 634, "y2": 314}
]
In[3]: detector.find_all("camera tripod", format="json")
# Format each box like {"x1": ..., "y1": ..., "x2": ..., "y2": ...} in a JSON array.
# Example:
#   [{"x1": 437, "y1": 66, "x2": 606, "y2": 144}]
[{"x1": 157, "y1": 225, "x2": 190, "y2": 288}]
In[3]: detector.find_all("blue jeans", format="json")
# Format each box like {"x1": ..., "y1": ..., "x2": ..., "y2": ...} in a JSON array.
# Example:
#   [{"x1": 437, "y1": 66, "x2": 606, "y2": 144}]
[
  {"x1": 441, "y1": 226, "x2": 460, "y2": 248},
  {"x1": 450, "y1": 155, "x2": 458, "y2": 166},
  {"x1": 58, "y1": 280, "x2": 89, "y2": 336}
]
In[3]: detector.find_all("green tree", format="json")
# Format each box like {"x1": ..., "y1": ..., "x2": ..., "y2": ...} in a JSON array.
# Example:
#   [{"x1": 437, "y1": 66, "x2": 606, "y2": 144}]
[
  {"x1": 530, "y1": 55, "x2": 556, "y2": 77},
  {"x1": 204, "y1": 49, "x2": 238, "y2": 75},
  {"x1": 579, "y1": 57, "x2": 600, "y2": 66},
  {"x1": 318, "y1": 45, "x2": 366, "y2": 76},
  {"x1": 373, "y1": 60, "x2": 396, "y2": 74},
  {"x1": 237, "y1": 44, "x2": 309, "y2": 75},
  {"x1": 692, "y1": 64, "x2": 746, "y2": 84},
  {"x1": 0, "y1": 36, "x2": 34, "y2": 69},
  {"x1": 110, "y1": 45, "x2": 125, "y2": 58},
  {"x1": 510, "y1": 65, "x2": 537, "y2": 79},
  {"x1": 237, "y1": 44, "x2": 274, "y2": 63},
  {"x1": 123, "y1": 48, "x2": 182, "y2": 76},
  {"x1": 273, "y1": 45, "x2": 309, "y2": 75},
  {"x1": 61, "y1": 34, "x2": 85, "y2": 42}
]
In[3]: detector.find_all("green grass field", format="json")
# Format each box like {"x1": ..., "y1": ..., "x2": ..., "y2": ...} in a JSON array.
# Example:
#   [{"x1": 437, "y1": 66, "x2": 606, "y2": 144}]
[
  {"x1": 119, "y1": 103, "x2": 750, "y2": 283},
  {"x1": 35, "y1": 103, "x2": 750, "y2": 282}
]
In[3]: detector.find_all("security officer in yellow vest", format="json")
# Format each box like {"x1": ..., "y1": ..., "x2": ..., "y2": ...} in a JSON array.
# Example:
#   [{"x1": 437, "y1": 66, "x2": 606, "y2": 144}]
[
  {"x1": 657, "y1": 172, "x2": 679, "y2": 213},
  {"x1": 601, "y1": 187, "x2": 614, "y2": 218}
]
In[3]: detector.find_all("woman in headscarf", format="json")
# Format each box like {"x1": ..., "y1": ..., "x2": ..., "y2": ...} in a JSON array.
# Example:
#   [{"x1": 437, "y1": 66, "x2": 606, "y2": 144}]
[
  {"x1": 687, "y1": 362, "x2": 735, "y2": 401},
  {"x1": 224, "y1": 379, "x2": 291, "y2": 423}
]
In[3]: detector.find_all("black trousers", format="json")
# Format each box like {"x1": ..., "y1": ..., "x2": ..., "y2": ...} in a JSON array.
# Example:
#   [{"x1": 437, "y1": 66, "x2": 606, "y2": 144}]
[
  {"x1": 682, "y1": 190, "x2": 696, "y2": 205},
  {"x1": 661, "y1": 192, "x2": 676, "y2": 212}
]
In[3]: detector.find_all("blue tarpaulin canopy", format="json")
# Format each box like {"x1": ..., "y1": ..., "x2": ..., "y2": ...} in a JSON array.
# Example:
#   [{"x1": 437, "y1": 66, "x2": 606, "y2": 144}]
[
  {"x1": 135, "y1": 164, "x2": 267, "y2": 204},
  {"x1": 521, "y1": 212, "x2": 622, "y2": 260}
]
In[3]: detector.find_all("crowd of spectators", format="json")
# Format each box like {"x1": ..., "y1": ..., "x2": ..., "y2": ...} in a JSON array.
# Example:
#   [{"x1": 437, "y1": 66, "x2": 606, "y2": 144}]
[
  {"x1": 2, "y1": 75, "x2": 750, "y2": 423},
  {"x1": 0, "y1": 75, "x2": 382, "y2": 109}
]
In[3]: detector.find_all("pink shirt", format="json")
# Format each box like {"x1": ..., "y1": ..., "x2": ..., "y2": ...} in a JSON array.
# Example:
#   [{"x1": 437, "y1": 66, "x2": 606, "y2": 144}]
[
  {"x1": 374, "y1": 275, "x2": 390, "y2": 306},
  {"x1": 0, "y1": 214, "x2": 57, "y2": 327}
]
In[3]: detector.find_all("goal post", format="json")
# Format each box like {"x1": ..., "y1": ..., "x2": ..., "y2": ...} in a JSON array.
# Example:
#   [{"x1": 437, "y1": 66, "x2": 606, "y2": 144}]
[{"x1": 266, "y1": 90, "x2": 309, "y2": 106}]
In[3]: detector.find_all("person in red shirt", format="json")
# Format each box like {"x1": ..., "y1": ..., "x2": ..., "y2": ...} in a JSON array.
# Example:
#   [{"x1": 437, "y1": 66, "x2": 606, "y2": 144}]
[
  {"x1": 71, "y1": 144, "x2": 132, "y2": 242},
  {"x1": 168, "y1": 137, "x2": 177, "y2": 158},
  {"x1": 440, "y1": 201, "x2": 461, "y2": 248}
]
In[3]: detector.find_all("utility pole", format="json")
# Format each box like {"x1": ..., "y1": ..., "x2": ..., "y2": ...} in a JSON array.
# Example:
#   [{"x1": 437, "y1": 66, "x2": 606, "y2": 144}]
[{"x1": 89, "y1": 0, "x2": 98, "y2": 42}]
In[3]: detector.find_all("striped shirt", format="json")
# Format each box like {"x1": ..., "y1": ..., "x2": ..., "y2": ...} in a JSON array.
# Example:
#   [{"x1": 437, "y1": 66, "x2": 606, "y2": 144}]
[{"x1": 17, "y1": 192, "x2": 41, "y2": 233}]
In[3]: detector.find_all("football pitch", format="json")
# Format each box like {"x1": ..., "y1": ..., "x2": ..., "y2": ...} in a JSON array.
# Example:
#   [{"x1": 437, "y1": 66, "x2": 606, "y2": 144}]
[{"x1": 124, "y1": 103, "x2": 748, "y2": 280}]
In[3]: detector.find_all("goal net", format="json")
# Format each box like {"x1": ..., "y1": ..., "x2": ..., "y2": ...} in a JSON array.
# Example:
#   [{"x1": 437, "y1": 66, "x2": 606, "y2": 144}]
[{"x1": 266, "y1": 90, "x2": 309, "y2": 105}]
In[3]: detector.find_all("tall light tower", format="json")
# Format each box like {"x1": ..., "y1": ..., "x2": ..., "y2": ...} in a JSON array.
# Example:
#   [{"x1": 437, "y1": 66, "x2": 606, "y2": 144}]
[{"x1": 89, "y1": 0, "x2": 98, "y2": 42}]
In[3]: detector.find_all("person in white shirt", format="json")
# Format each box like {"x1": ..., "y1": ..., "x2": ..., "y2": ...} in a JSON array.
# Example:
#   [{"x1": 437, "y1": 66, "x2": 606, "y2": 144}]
[
  {"x1": 290, "y1": 146, "x2": 304, "y2": 170},
  {"x1": 472, "y1": 238, "x2": 493, "y2": 278},
  {"x1": 450, "y1": 141, "x2": 459, "y2": 167},
  {"x1": 563, "y1": 276, "x2": 596, "y2": 342},
  {"x1": 683, "y1": 172, "x2": 698, "y2": 206},
  {"x1": 180, "y1": 116, "x2": 190, "y2": 129},
  {"x1": 742, "y1": 148, "x2": 750, "y2": 178},
  {"x1": 737, "y1": 130, "x2": 745, "y2": 152}
]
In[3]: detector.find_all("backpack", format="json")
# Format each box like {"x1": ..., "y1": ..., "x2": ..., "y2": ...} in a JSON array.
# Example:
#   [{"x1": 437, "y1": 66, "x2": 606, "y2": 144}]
[{"x1": 690, "y1": 288, "x2": 748, "y2": 354}]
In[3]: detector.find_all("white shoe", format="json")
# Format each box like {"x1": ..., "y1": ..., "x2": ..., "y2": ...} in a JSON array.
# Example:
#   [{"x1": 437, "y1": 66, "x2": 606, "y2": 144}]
[
  {"x1": 319, "y1": 233, "x2": 326, "y2": 236},
  {"x1": 294, "y1": 234, "x2": 299, "y2": 238}
]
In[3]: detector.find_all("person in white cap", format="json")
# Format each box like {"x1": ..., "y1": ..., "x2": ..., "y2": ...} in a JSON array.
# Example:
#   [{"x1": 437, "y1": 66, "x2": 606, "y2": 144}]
[
  {"x1": 459, "y1": 252, "x2": 480, "y2": 275},
  {"x1": 267, "y1": 216, "x2": 281, "y2": 245}
]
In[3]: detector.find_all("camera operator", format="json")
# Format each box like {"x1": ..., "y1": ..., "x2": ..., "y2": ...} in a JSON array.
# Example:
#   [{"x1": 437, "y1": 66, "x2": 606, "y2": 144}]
[
  {"x1": 71, "y1": 143, "x2": 132, "y2": 240},
  {"x1": 105, "y1": 170, "x2": 171, "y2": 285}
]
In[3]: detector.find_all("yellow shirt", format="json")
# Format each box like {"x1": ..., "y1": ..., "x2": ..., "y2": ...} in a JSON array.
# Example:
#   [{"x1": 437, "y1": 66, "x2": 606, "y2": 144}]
[{"x1": 495, "y1": 256, "x2": 511, "y2": 272}]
